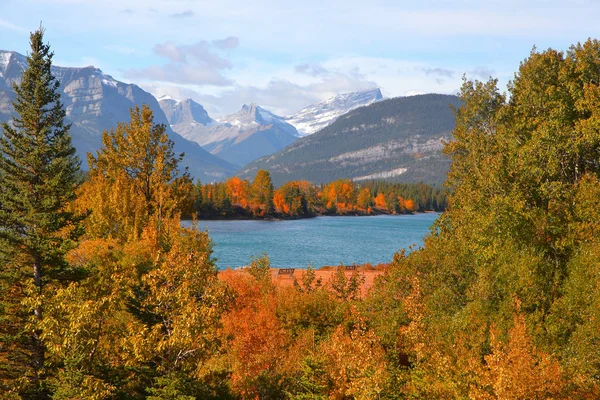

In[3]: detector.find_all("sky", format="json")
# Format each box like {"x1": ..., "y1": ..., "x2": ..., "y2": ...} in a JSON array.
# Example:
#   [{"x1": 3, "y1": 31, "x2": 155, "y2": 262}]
[{"x1": 1, "y1": 0, "x2": 599, "y2": 117}]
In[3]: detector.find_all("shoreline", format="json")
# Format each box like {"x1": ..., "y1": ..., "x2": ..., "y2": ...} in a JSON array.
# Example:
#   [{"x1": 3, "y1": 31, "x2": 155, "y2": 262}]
[
  {"x1": 218, "y1": 264, "x2": 390, "y2": 298},
  {"x1": 183, "y1": 209, "x2": 440, "y2": 222}
]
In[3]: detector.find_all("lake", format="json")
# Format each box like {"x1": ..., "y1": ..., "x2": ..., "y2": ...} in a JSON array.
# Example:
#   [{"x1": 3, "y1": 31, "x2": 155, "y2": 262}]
[{"x1": 182, "y1": 213, "x2": 439, "y2": 270}]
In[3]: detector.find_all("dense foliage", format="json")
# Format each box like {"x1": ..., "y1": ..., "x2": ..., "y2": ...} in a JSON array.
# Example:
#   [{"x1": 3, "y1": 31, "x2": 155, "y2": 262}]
[
  {"x1": 373, "y1": 40, "x2": 600, "y2": 397},
  {"x1": 2, "y1": 29, "x2": 600, "y2": 399}
]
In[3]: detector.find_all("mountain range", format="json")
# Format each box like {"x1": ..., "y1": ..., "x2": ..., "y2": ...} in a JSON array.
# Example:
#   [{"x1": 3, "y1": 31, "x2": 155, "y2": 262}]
[
  {"x1": 158, "y1": 89, "x2": 385, "y2": 167},
  {"x1": 0, "y1": 48, "x2": 460, "y2": 185},
  {"x1": 0, "y1": 50, "x2": 237, "y2": 181},
  {"x1": 159, "y1": 99, "x2": 298, "y2": 167},
  {"x1": 239, "y1": 94, "x2": 462, "y2": 186}
]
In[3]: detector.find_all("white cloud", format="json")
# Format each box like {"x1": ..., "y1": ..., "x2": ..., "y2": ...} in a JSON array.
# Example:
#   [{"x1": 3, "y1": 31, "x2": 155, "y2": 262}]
[
  {"x1": 171, "y1": 10, "x2": 194, "y2": 18},
  {"x1": 6, "y1": 0, "x2": 598, "y2": 118},
  {"x1": 143, "y1": 53, "x2": 503, "y2": 117},
  {"x1": 0, "y1": 18, "x2": 27, "y2": 33},
  {"x1": 125, "y1": 38, "x2": 237, "y2": 86}
]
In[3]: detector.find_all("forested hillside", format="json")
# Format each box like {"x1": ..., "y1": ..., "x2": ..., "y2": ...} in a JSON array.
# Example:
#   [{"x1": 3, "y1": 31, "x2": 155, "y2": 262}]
[{"x1": 240, "y1": 94, "x2": 462, "y2": 185}]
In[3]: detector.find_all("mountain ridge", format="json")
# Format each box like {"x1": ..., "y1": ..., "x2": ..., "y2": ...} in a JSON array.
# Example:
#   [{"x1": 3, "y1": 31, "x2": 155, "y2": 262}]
[{"x1": 239, "y1": 93, "x2": 462, "y2": 186}]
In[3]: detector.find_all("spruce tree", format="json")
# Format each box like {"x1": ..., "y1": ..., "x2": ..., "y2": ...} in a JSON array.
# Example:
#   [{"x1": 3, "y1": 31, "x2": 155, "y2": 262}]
[{"x1": 0, "y1": 27, "x2": 81, "y2": 397}]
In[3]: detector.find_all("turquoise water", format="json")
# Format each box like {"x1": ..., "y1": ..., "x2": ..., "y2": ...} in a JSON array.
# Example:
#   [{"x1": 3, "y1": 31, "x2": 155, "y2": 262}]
[{"x1": 182, "y1": 213, "x2": 439, "y2": 270}]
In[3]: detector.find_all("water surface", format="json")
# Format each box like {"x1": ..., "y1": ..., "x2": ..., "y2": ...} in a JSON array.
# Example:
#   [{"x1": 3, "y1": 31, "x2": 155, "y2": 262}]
[{"x1": 183, "y1": 213, "x2": 439, "y2": 270}]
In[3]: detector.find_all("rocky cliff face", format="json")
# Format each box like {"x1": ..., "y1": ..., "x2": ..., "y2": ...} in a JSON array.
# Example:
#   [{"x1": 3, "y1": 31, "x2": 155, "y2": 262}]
[
  {"x1": 159, "y1": 96, "x2": 214, "y2": 126},
  {"x1": 0, "y1": 50, "x2": 237, "y2": 181}
]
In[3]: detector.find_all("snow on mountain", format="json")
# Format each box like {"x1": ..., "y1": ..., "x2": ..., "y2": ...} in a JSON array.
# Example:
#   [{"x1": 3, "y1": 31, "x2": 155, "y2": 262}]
[
  {"x1": 0, "y1": 52, "x2": 13, "y2": 78},
  {"x1": 0, "y1": 51, "x2": 27, "y2": 83},
  {"x1": 158, "y1": 94, "x2": 179, "y2": 102},
  {"x1": 162, "y1": 101, "x2": 299, "y2": 167},
  {"x1": 219, "y1": 103, "x2": 297, "y2": 135},
  {"x1": 285, "y1": 88, "x2": 384, "y2": 136}
]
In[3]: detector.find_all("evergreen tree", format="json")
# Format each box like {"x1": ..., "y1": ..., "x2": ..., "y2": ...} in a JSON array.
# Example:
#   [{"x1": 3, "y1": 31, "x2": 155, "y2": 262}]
[{"x1": 0, "y1": 27, "x2": 81, "y2": 397}]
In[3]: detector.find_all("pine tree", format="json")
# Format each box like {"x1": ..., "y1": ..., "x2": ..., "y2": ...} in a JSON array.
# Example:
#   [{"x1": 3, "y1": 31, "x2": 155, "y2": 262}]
[{"x1": 0, "y1": 27, "x2": 81, "y2": 397}]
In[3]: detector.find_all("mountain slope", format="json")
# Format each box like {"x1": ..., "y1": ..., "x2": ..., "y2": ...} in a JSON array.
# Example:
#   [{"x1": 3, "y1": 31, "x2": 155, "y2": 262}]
[
  {"x1": 285, "y1": 88, "x2": 383, "y2": 136},
  {"x1": 239, "y1": 94, "x2": 462, "y2": 186},
  {"x1": 0, "y1": 50, "x2": 237, "y2": 181},
  {"x1": 161, "y1": 100, "x2": 298, "y2": 167}
]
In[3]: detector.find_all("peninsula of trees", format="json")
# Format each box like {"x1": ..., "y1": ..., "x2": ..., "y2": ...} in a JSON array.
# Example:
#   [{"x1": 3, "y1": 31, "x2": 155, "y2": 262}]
[{"x1": 192, "y1": 174, "x2": 447, "y2": 219}]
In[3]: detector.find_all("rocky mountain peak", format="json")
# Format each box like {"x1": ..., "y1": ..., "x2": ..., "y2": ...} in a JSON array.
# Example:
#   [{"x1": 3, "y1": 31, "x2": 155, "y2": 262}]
[{"x1": 159, "y1": 97, "x2": 213, "y2": 126}]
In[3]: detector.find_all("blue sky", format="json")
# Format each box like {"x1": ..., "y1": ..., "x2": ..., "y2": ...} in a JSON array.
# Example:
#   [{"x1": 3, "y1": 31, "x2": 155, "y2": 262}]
[{"x1": 1, "y1": 0, "x2": 598, "y2": 116}]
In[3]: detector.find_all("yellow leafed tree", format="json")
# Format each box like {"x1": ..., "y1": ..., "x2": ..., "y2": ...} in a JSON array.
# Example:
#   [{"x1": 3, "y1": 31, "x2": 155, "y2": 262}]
[{"x1": 77, "y1": 105, "x2": 193, "y2": 242}]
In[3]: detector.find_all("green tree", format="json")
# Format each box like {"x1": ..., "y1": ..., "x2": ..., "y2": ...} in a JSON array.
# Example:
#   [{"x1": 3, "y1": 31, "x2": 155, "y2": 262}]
[
  {"x1": 0, "y1": 27, "x2": 81, "y2": 397},
  {"x1": 286, "y1": 354, "x2": 330, "y2": 399}
]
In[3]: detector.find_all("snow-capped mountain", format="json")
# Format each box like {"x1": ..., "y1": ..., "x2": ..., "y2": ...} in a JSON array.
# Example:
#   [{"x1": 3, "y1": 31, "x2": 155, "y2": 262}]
[
  {"x1": 0, "y1": 50, "x2": 237, "y2": 181},
  {"x1": 160, "y1": 101, "x2": 298, "y2": 167},
  {"x1": 219, "y1": 103, "x2": 298, "y2": 135},
  {"x1": 286, "y1": 88, "x2": 384, "y2": 136}
]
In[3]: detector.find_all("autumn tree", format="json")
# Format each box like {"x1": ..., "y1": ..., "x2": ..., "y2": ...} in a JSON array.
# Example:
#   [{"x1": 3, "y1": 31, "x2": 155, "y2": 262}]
[
  {"x1": 273, "y1": 181, "x2": 318, "y2": 217},
  {"x1": 220, "y1": 257, "x2": 305, "y2": 398},
  {"x1": 356, "y1": 188, "x2": 373, "y2": 211},
  {"x1": 397, "y1": 196, "x2": 415, "y2": 213},
  {"x1": 77, "y1": 105, "x2": 192, "y2": 241},
  {"x1": 470, "y1": 307, "x2": 564, "y2": 399},
  {"x1": 0, "y1": 27, "x2": 82, "y2": 397},
  {"x1": 40, "y1": 219, "x2": 229, "y2": 398},
  {"x1": 226, "y1": 176, "x2": 250, "y2": 208},
  {"x1": 321, "y1": 313, "x2": 388, "y2": 399},
  {"x1": 373, "y1": 192, "x2": 387, "y2": 209},
  {"x1": 250, "y1": 169, "x2": 274, "y2": 216},
  {"x1": 321, "y1": 179, "x2": 356, "y2": 211},
  {"x1": 41, "y1": 104, "x2": 227, "y2": 397}
]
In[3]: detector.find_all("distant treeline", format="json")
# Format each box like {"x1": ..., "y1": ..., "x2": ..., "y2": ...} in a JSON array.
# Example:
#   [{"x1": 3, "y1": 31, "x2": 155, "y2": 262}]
[{"x1": 189, "y1": 171, "x2": 448, "y2": 219}]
